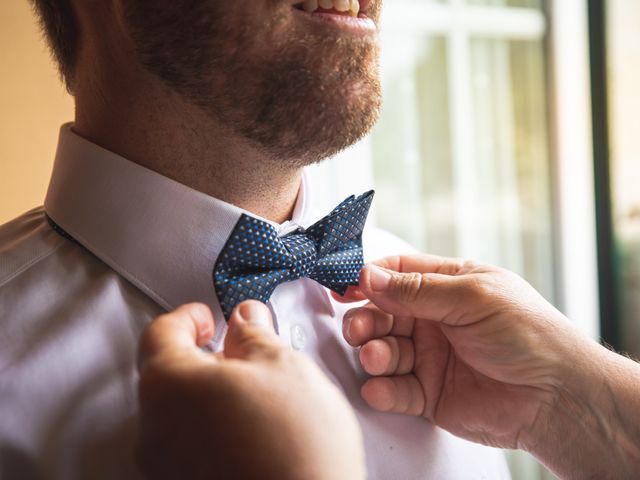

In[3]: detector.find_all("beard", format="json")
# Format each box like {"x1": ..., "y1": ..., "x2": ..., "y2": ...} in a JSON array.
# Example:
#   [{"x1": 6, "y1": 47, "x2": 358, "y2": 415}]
[{"x1": 121, "y1": 0, "x2": 382, "y2": 167}]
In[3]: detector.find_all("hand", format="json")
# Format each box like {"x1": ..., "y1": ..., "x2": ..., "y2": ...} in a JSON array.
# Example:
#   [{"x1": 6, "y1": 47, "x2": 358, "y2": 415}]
[
  {"x1": 336, "y1": 254, "x2": 640, "y2": 479},
  {"x1": 338, "y1": 254, "x2": 579, "y2": 448},
  {"x1": 136, "y1": 301, "x2": 365, "y2": 480}
]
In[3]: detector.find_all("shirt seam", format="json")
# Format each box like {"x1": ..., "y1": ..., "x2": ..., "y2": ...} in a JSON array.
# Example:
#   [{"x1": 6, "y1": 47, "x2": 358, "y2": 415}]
[
  {"x1": 0, "y1": 241, "x2": 65, "y2": 289},
  {"x1": 46, "y1": 210, "x2": 174, "y2": 312}
]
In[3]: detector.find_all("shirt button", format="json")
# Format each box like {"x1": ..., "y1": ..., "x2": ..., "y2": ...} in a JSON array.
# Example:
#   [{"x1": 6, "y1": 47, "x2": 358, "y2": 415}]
[{"x1": 290, "y1": 325, "x2": 307, "y2": 351}]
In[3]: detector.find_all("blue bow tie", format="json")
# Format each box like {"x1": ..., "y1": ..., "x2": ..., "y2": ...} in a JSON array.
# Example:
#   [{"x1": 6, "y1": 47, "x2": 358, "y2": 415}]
[{"x1": 213, "y1": 191, "x2": 374, "y2": 320}]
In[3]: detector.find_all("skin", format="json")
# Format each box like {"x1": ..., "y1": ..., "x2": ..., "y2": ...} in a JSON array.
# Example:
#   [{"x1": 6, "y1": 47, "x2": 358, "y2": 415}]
[
  {"x1": 336, "y1": 254, "x2": 640, "y2": 479},
  {"x1": 67, "y1": 0, "x2": 382, "y2": 223},
  {"x1": 137, "y1": 301, "x2": 365, "y2": 480}
]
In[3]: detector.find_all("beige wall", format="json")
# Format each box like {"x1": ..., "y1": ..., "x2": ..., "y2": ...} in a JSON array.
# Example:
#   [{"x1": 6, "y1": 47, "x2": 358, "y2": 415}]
[{"x1": 0, "y1": 0, "x2": 74, "y2": 224}]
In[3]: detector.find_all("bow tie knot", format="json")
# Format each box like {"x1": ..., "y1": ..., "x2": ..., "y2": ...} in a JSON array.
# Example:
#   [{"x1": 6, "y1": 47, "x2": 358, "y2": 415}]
[
  {"x1": 213, "y1": 191, "x2": 374, "y2": 320},
  {"x1": 283, "y1": 232, "x2": 319, "y2": 278}
]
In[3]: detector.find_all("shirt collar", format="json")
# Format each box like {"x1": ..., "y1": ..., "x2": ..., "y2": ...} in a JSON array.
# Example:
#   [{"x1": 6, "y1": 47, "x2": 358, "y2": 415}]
[{"x1": 44, "y1": 124, "x2": 313, "y2": 320}]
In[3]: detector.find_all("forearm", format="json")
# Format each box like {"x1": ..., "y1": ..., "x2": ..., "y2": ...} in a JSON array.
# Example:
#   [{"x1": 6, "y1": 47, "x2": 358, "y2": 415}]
[{"x1": 525, "y1": 340, "x2": 640, "y2": 479}]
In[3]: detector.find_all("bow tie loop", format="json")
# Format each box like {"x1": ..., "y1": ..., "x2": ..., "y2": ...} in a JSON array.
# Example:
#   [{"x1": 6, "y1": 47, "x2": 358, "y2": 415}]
[
  {"x1": 306, "y1": 192, "x2": 373, "y2": 256},
  {"x1": 213, "y1": 190, "x2": 374, "y2": 320}
]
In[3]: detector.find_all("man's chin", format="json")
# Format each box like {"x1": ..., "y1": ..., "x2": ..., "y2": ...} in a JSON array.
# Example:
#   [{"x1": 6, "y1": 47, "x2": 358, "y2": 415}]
[
  {"x1": 124, "y1": 0, "x2": 381, "y2": 168},
  {"x1": 243, "y1": 91, "x2": 381, "y2": 168}
]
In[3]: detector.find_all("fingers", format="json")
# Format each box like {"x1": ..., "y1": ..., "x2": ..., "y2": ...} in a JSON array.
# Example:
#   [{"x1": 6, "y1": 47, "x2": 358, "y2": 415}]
[
  {"x1": 138, "y1": 303, "x2": 215, "y2": 370},
  {"x1": 358, "y1": 264, "x2": 487, "y2": 326},
  {"x1": 343, "y1": 304, "x2": 414, "y2": 346},
  {"x1": 359, "y1": 336, "x2": 415, "y2": 376},
  {"x1": 331, "y1": 286, "x2": 368, "y2": 304},
  {"x1": 371, "y1": 253, "x2": 468, "y2": 276},
  {"x1": 361, "y1": 375, "x2": 425, "y2": 417},
  {"x1": 223, "y1": 300, "x2": 284, "y2": 362},
  {"x1": 333, "y1": 254, "x2": 471, "y2": 305}
]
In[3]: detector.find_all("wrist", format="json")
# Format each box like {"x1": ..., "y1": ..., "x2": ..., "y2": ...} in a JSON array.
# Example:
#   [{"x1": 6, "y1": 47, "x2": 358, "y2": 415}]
[{"x1": 522, "y1": 339, "x2": 640, "y2": 478}]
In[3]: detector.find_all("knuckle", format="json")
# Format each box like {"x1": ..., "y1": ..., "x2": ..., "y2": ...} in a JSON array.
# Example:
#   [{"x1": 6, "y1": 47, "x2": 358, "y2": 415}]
[
  {"x1": 442, "y1": 257, "x2": 488, "y2": 276},
  {"x1": 460, "y1": 258, "x2": 478, "y2": 271},
  {"x1": 452, "y1": 257, "x2": 470, "y2": 273},
  {"x1": 394, "y1": 272, "x2": 427, "y2": 303},
  {"x1": 465, "y1": 276, "x2": 486, "y2": 297},
  {"x1": 240, "y1": 333, "x2": 285, "y2": 361},
  {"x1": 383, "y1": 337, "x2": 401, "y2": 373},
  {"x1": 463, "y1": 274, "x2": 498, "y2": 301},
  {"x1": 459, "y1": 258, "x2": 484, "y2": 274}
]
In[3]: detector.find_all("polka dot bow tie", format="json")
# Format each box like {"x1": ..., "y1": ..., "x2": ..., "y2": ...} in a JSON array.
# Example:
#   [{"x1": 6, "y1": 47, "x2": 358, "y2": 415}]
[{"x1": 213, "y1": 190, "x2": 375, "y2": 320}]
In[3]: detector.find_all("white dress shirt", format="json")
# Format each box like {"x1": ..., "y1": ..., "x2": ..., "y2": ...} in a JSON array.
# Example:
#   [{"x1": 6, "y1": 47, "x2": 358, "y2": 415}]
[{"x1": 0, "y1": 124, "x2": 510, "y2": 479}]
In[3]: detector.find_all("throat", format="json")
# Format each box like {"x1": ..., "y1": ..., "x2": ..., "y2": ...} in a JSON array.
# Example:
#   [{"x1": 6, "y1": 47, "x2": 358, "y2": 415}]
[{"x1": 192, "y1": 161, "x2": 304, "y2": 224}]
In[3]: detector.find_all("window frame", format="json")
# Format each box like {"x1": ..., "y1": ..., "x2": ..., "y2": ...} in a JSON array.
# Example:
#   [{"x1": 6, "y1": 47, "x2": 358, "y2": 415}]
[{"x1": 549, "y1": 0, "x2": 600, "y2": 339}]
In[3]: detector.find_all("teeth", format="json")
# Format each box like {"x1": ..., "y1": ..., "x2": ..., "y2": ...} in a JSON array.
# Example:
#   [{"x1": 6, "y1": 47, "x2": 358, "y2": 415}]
[
  {"x1": 349, "y1": 0, "x2": 360, "y2": 16},
  {"x1": 300, "y1": 0, "x2": 360, "y2": 17},
  {"x1": 303, "y1": 0, "x2": 318, "y2": 12},
  {"x1": 334, "y1": 0, "x2": 350, "y2": 12}
]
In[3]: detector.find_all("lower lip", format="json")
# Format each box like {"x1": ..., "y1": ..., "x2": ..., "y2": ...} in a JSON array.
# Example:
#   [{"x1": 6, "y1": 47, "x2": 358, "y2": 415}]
[{"x1": 292, "y1": 9, "x2": 377, "y2": 34}]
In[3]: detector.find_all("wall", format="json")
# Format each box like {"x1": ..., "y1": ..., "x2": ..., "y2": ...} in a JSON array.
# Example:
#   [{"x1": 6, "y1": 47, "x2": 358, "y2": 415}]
[{"x1": 0, "y1": 0, "x2": 74, "y2": 224}]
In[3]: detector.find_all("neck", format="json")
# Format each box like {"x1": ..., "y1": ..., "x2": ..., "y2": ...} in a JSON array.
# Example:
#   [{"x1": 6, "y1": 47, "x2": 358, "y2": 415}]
[{"x1": 73, "y1": 57, "x2": 302, "y2": 224}]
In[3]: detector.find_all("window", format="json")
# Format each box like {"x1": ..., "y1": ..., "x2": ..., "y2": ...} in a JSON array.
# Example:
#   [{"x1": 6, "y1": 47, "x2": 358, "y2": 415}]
[
  {"x1": 312, "y1": 0, "x2": 599, "y2": 343},
  {"x1": 372, "y1": 0, "x2": 554, "y2": 300},
  {"x1": 311, "y1": 1, "x2": 597, "y2": 478}
]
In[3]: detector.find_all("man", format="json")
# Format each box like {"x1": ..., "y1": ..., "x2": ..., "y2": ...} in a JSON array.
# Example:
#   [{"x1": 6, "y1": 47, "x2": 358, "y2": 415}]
[{"x1": 0, "y1": 0, "x2": 509, "y2": 478}]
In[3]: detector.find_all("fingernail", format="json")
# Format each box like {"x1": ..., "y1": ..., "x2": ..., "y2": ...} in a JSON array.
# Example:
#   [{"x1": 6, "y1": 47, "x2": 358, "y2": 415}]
[
  {"x1": 343, "y1": 312, "x2": 353, "y2": 343},
  {"x1": 237, "y1": 301, "x2": 271, "y2": 329},
  {"x1": 368, "y1": 265, "x2": 392, "y2": 292},
  {"x1": 189, "y1": 304, "x2": 213, "y2": 339}
]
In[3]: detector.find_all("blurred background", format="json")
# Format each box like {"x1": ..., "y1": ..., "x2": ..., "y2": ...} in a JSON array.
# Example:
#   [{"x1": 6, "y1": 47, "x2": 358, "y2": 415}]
[{"x1": 1, "y1": 0, "x2": 639, "y2": 478}]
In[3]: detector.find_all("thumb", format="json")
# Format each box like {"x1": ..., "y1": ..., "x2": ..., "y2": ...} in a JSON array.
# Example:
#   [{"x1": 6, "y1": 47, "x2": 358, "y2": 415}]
[
  {"x1": 359, "y1": 264, "x2": 471, "y2": 322},
  {"x1": 224, "y1": 300, "x2": 283, "y2": 361},
  {"x1": 138, "y1": 303, "x2": 215, "y2": 370}
]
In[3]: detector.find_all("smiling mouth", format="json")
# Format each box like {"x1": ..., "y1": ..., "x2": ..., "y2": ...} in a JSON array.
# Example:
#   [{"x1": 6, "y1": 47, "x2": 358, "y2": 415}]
[{"x1": 293, "y1": 0, "x2": 366, "y2": 18}]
